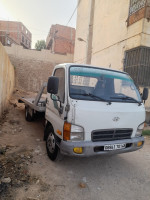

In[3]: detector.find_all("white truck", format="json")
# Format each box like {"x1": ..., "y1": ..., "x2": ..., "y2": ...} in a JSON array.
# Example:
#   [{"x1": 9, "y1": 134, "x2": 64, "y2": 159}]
[{"x1": 20, "y1": 63, "x2": 148, "y2": 161}]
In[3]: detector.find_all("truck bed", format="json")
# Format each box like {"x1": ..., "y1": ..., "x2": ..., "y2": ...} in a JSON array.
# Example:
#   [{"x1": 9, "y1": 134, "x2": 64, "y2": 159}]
[
  {"x1": 19, "y1": 96, "x2": 46, "y2": 112},
  {"x1": 19, "y1": 82, "x2": 47, "y2": 113}
]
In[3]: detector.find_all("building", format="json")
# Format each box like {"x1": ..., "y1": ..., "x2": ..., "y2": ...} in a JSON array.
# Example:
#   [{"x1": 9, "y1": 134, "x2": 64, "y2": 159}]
[
  {"x1": 46, "y1": 24, "x2": 75, "y2": 54},
  {"x1": 74, "y1": 0, "x2": 150, "y2": 88},
  {"x1": 0, "y1": 20, "x2": 32, "y2": 49}
]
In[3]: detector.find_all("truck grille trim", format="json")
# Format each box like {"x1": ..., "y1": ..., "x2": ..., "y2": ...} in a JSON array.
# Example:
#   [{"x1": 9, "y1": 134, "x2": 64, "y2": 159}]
[{"x1": 91, "y1": 129, "x2": 133, "y2": 142}]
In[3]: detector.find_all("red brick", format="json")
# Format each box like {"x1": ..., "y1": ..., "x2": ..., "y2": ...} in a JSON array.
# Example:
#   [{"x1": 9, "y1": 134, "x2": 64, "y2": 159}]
[{"x1": 46, "y1": 24, "x2": 75, "y2": 54}]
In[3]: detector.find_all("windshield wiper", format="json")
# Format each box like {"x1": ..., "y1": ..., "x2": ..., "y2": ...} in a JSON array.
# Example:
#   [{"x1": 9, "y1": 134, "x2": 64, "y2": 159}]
[
  {"x1": 70, "y1": 93, "x2": 112, "y2": 105},
  {"x1": 110, "y1": 95, "x2": 142, "y2": 106}
]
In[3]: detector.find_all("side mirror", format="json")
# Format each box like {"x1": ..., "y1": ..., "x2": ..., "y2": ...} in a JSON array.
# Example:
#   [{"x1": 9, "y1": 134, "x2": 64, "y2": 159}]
[
  {"x1": 142, "y1": 88, "x2": 149, "y2": 101},
  {"x1": 47, "y1": 76, "x2": 59, "y2": 94}
]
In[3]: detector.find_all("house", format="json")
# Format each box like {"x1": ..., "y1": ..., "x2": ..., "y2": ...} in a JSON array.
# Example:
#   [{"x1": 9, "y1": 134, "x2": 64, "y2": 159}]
[
  {"x1": 46, "y1": 24, "x2": 75, "y2": 54},
  {"x1": 0, "y1": 20, "x2": 32, "y2": 49}
]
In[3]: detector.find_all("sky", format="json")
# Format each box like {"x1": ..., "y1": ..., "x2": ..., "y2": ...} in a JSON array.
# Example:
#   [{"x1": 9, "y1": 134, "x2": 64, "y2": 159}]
[{"x1": 0, "y1": 0, "x2": 78, "y2": 48}]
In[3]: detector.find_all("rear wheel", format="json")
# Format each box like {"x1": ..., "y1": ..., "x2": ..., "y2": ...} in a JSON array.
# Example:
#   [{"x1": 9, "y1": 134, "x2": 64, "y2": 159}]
[
  {"x1": 46, "y1": 127, "x2": 59, "y2": 161},
  {"x1": 25, "y1": 106, "x2": 34, "y2": 122}
]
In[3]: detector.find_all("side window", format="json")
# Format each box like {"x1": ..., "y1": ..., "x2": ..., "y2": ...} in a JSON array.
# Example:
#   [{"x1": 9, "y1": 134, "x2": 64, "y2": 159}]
[{"x1": 54, "y1": 68, "x2": 65, "y2": 103}]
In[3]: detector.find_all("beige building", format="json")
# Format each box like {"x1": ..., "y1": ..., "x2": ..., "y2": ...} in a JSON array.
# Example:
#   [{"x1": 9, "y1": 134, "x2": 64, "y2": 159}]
[{"x1": 74, "y1": 0, "x2": 150, "y2": 84}]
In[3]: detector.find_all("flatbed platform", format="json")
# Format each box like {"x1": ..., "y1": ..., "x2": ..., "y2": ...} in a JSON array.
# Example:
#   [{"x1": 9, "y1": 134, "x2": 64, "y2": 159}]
[{"x1": 19, "y1": 82, "x2": 47, "y2": 113}]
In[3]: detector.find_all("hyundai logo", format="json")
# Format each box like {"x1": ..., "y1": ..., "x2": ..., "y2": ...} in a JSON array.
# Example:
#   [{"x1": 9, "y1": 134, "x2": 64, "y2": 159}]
[{"x1": 113, "y1": 117, "x2": 120, "y2": 122}]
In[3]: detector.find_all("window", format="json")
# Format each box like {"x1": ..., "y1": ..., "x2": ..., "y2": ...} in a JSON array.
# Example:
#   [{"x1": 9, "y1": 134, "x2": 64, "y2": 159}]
[
  {"x1": 124, "y1": 46, "x2": 150, "y2": 87},
  {"x1": 129, "y1": 0, "x2": 146, "y2": 16},
  {"x1": 7, "y1": 39, "x2": 10, "y2": 45},
  {"x1": 128, "y1": 0, "x2": 146, "y2": 26},
  {"x1": 54, "y1": 68, "x2": 65, "y2": 103},
  {"x1": 22, "y1": 35, "x2": 24, "y2": 43}
]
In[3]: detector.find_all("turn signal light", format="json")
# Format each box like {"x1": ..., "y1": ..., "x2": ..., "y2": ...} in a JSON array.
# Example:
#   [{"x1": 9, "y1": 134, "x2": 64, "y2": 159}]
[
  {"x1": 57, "y1": 129, "x2": 62, "y2": 135},
  {"x1": 63, "y1": 122, "x2": 71, "y2": 141},
  {"x1": 73, "y1": 147, "x2": 83, "y2": 154},
  {"x1": 137, "y1": 141, "x2": 143, "y2": 147}
]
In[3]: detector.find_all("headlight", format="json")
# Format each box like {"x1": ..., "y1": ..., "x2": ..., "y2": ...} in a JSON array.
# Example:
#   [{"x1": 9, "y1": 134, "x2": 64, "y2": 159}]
[
  {"x1": 135, "y1": 123, "x2": 144, "y2": 137},
  {"x1": 70, "y1": 124, "x2": 84, "y2": 141},
  {"x1": 63, "y1": 122, "x2": 84, "y2": 141}
]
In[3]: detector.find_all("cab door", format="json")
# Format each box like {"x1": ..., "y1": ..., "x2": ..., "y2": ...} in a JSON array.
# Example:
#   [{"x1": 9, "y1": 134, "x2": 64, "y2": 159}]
[{"x1": 45, "y1": 67, "x2": 66, "y2": 139}]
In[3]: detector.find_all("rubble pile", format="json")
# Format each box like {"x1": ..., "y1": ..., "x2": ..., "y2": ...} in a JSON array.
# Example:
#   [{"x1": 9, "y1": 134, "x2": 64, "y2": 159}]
[{"x1": 0, "y1": 146, "x2": 36, "y2": 200}]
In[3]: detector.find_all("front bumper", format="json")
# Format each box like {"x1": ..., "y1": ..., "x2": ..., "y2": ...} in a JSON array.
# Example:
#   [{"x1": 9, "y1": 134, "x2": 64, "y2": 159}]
[{"x1": 59, "y1": 136, "x2": 144, "y2": 157}]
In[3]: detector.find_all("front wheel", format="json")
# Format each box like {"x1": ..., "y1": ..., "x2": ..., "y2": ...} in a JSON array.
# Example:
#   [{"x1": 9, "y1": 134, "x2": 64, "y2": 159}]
[{"x1": 46, "y1": 128, "x2": 59, "y2": 161}]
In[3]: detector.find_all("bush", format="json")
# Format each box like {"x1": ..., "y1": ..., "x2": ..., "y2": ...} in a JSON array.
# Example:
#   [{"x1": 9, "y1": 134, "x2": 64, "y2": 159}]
[{"x1": 142, "y1": 130, "x2": 150, "y2": 136}]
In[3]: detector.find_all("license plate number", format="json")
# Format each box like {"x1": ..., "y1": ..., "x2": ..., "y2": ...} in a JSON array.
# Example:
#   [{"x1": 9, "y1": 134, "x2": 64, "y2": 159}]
[{"x1": 104, "y1": 144, "x2": 126, "y2": 151}]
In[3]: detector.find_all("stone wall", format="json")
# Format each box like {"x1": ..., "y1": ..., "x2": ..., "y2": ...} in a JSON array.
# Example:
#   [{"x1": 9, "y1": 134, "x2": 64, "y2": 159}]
[
  {"x1": 0, "y1": 42, "x2": 15, "y2": 117},
  {"x1": 4, "y1": 44, "x2": 73, "y2": 92}
]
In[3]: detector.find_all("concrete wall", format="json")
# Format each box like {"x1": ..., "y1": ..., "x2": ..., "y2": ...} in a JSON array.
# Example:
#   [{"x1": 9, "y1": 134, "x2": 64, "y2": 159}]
[
  {"x1": 4, "y1": 44, "x2": 73, "y2": 92},
  {"x1": 0, "y1": 42, "x2": 15, "y2": 117},
  {"x1": 92, "y1": 0, "x2": 145, "y2": 70},
  {"x1": 74, "y1": 0, "x2": 91, "y2": 64}
]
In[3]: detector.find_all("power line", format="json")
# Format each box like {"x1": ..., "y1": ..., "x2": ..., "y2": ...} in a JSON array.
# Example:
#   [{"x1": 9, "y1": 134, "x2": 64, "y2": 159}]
[
  {"x1": 74, "y1": 32, "x2": 143, "y2": 64},
  {"x1": 66, "y1": 0, "x2": 81, "y2": 26}
]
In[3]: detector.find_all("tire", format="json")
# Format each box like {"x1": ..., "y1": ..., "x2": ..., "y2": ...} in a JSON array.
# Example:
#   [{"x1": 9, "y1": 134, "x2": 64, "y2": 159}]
[
  {"x1": 25, "y1": 106, "x2": 34, "y2": 122},
  {"x1": 46, "y1": 127, "x2": 59, "y2": 161}
]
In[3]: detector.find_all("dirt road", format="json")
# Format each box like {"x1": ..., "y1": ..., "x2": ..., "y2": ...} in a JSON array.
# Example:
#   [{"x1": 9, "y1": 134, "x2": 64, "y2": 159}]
[{"x1": 0, "y1": 95, "x2": 150, "y2": 200}]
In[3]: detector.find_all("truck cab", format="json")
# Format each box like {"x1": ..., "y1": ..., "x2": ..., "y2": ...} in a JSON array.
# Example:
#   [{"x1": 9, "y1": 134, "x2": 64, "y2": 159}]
[{"x1": 44, "y1": 63, "x2": 148, "y2": 161}]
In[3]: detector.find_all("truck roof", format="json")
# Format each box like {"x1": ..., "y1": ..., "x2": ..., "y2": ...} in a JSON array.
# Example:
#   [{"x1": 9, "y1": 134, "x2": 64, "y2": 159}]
[{"x1": 57, "y1": 63, "x2": 128, "y2": 75}]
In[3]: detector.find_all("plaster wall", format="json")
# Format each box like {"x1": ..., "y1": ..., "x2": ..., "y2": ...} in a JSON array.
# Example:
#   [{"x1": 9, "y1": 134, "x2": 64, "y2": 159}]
[{"x1": 0, "y1": 42, "x2": 15, "y2": 116}]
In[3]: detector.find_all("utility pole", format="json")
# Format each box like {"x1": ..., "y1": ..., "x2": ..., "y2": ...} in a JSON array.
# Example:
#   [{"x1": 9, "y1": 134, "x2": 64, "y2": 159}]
[{"x1": 85, "y1": 0, "x2": 95, "y2": 64}]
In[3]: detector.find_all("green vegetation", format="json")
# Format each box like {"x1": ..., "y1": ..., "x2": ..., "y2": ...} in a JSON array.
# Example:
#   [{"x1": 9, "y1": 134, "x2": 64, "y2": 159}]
[
  {"x1": 142, "y1": 130, "x2": 150, "y2": 136},
  {"x1": 35, "y1": 40, "x2": 46, "y2": 51}
]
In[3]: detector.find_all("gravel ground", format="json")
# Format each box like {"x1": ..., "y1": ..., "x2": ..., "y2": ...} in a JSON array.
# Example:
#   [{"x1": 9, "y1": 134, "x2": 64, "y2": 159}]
[{"x1": 0, "y1": 95, "x2": 150, "y2": 200}]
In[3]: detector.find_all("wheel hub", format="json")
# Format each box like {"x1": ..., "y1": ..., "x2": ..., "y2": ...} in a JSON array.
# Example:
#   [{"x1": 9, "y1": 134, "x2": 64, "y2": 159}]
[{"x1": 47, "y1": 133, "x2": 55, "y2": 153}]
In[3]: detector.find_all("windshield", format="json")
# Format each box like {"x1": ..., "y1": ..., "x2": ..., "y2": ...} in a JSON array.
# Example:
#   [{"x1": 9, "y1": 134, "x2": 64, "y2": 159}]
[{"x1": 69, "y1": 66, "x2": 141, "y2": 103}]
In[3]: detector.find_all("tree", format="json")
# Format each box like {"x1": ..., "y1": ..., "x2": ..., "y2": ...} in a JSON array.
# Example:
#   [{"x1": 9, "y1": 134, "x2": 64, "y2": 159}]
[{"x1": 35, "y1": 40, "x2": 46, "y2": 51}]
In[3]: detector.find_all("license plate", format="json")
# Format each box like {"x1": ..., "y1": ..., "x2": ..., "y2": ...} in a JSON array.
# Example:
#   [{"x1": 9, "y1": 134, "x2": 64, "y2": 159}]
[{"x1": 104, "y1": 143, "x2": 126, "y2": 151}]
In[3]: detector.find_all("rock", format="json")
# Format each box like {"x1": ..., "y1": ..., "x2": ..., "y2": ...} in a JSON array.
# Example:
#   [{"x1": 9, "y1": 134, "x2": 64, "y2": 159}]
[
  {"x1": 36, "y1": 180, "x2": 40, "y2": 184},
  {"x1": 34, "y1": 146, "x2": 42, "y2": 154},
  {"x1": 20, "y1": 154, "x2": 24, "y2": 158},
  {"x1": 18, "y1": 127, "x2": 22, "y2": 132},
  {"x1": 34, "y1": 150, "x2": 40, "y2": 154},
  {"x1": 79, "y1": 182, "x2": 86, "y2": 188},
  {"x1": 97, "y1": 187, "x2": 101, "y2": 191},
  {"x1": 0, "y1": 148, "x2": 5, "y2": 155},
  {"x1": 82, "y1": 177, "x2": 87, "y2": 183},
  {"x1": 20, "y1": 164, "x2": 24, "y2": 168},
  {"x1": 1, "y1": 177, "x2": 11, "y2": 184}
]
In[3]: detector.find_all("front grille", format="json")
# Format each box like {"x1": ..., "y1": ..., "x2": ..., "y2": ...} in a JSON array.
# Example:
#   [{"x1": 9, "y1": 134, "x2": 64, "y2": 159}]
[{"x1": 92, "y1": 129, "x2": 133, "y2": 142}]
